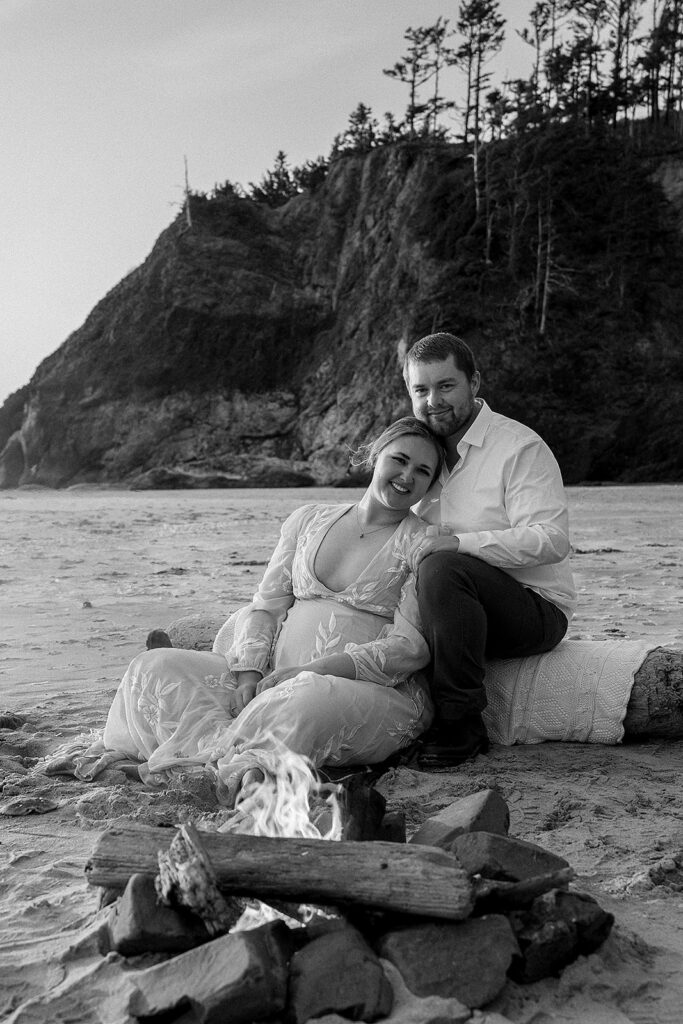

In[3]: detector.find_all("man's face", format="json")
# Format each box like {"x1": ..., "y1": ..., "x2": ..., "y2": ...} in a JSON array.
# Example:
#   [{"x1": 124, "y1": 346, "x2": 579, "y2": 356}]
[{"x1": 406, "y1": 356, "x2": 480, "y2": 439}]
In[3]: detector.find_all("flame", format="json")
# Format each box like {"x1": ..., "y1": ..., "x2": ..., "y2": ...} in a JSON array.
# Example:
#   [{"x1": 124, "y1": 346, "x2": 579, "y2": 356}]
[
  {"x1": 206, "y1": 736, "x2": 344, "y2": 931},
  {"x1": 216, "y1": 737, "x2": 343, "y2": 841}
]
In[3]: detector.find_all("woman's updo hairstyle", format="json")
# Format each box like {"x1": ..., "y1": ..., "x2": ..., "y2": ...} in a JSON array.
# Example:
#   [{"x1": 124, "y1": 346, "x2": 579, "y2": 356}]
[{"x1": 350, "y1": 416, "x2": 444, "y2": 485}]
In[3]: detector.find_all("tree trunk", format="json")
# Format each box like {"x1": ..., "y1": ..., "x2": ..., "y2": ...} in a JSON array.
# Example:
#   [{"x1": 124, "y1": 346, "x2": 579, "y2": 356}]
[
  {"x1": 539, "y1": 202, "x2": 552, "y2": 336},
  {"x1": 86, "y1": 826, "x2": 474, "y2": 920}
]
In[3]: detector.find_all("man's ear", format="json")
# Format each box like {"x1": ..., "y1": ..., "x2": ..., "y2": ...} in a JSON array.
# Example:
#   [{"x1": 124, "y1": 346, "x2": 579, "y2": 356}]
[{"x1": 471, "y1": 371, "x2": 481, "y2": 397}]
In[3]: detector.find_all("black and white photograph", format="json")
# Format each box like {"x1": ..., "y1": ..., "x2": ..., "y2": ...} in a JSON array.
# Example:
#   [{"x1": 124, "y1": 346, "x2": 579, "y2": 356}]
[{"x1": 1, "y1": 2, "x2": 682, "y2": 1021}]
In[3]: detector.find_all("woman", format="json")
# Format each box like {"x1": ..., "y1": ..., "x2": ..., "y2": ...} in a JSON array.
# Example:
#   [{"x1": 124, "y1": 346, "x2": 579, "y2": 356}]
[{"x1": 81, "y1": 417, "x2": 443, "y2": 803}]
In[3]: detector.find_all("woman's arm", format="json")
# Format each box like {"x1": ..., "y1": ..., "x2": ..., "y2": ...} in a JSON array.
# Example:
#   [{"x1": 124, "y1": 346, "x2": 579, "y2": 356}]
[
  {"x1": 215, "y1": 505, "x2": 314, "y2": 678},
  {"x1": 255, "y1": 653, "x2": 356, "y2": 694},
  {"x1": 344, "y1": 575, "x2": 430, "y2": 687}
]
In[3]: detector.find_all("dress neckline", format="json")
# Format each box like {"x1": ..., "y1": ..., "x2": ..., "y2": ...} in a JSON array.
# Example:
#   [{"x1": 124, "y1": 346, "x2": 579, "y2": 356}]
[{"x1": 311, "y1": 503, "x2": 404, "y2": 595}]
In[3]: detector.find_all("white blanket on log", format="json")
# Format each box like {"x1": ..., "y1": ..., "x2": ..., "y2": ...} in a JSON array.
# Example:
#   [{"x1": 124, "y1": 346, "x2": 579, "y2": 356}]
[{"x1": 482, "y1": 639, "x2": 656, "y2": 746}]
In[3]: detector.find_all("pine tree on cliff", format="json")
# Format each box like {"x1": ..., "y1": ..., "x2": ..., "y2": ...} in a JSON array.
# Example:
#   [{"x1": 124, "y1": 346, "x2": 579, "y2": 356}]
[
  {"x1": 454, "y1": 0, "x2": 505, "y2": 214},
  {"x1": 248, "y1": 151, "x2": 298, "y2": 207},
  {"x1": 382, "y1": 24, "x2": 435, "y2": 135}
]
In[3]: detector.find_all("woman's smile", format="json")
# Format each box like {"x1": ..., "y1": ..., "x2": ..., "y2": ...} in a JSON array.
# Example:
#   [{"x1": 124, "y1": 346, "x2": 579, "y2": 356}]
[{"x1": 390, "y1": 480, "x2": 410, "y2": 495}]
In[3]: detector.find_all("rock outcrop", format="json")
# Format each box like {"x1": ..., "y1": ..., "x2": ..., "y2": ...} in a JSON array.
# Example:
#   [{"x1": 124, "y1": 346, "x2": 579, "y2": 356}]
[{"x1": 2, "y1": 133, "x2": 683, "y2": 488}]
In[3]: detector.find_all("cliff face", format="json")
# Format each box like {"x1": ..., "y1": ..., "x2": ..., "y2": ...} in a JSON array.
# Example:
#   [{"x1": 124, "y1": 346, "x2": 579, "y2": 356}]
[{"x1": 2, "y1": 135, "x2": 683, "y2": 488}]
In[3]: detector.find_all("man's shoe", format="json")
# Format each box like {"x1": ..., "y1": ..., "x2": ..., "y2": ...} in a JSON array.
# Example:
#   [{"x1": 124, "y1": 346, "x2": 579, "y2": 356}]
[
  {"x1": 417, "y1": 737, "x2": 488, "y2": 768},
  {"x1": 416, "y1": 720, "x2": 489, "y2": 769}
]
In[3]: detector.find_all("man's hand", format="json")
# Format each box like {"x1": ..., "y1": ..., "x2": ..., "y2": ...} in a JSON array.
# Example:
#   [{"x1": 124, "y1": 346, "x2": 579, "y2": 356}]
[{"x1": 409, "y1": 524, "x2": 460, "y2": 570}]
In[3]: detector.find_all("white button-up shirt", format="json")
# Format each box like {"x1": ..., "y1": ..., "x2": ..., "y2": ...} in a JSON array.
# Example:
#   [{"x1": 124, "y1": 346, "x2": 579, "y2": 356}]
[{"x1": 413, "y1": 400, "x2": 577, "y2": 620}]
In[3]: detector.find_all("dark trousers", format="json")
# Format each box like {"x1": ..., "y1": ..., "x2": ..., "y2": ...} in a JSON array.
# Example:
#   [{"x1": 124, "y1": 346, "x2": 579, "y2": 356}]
[{"x1": 416, "y1": 552, "x2": 568, "y2": 733}]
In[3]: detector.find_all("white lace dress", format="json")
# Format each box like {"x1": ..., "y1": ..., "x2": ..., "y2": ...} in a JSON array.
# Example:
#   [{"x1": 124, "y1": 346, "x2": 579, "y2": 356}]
[{"x1": 98, "y1": 503, "x2": 433, "y2": 787}]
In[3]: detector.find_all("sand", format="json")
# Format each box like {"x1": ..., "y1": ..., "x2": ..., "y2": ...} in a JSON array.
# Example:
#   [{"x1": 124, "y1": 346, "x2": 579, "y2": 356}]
[{"x1": 1, "y1": 484, "x2": 682, "y2": 1023}]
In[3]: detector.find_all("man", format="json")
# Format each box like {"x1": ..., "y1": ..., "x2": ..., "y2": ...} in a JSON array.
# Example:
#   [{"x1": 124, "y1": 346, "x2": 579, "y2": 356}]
[{"x1": 404, "y1": 332, "x2": 576, "y2": 767}]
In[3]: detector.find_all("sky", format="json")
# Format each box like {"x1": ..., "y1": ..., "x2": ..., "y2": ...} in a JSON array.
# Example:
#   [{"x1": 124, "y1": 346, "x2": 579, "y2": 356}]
[{"x1": 1, "y1": 0, "x2": 536, "y2": 405}]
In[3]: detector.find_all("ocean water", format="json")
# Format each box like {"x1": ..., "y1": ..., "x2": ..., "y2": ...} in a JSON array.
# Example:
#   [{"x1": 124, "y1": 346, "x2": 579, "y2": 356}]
[{"x1": 1, "y1": 484, "x2": 681, "y2": 705}]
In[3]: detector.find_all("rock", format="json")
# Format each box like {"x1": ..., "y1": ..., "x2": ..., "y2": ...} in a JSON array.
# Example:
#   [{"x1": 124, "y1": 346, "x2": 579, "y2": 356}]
[
  {"x1": 301, "y1": 915, "x2": 350, "y2": 942},
  {"x1": 508, "y1": 889, "x2": 614, "y2": 983},
  {"x1": 128, "y1": 919, "x2": 295, "y2": 1024},
  {"x1": 450, "y1": 832, "x2": 570, "y2": 881},
  {"x1": 146, "y1": 628, "x2": 173, "y2": 650},
  {"x1": 468, "y1": 1014, "x2": 517, "y2": 1024},
  {"x1": 166, "y1": 613, "x2": 225, "y2": 651},
  {"x1": 410, "y1": 790, "x2": 509, "y2": 850},
  {"x1": 376, "y1": 916, "x2": 519, "y2": 1009},
  {"x1": 0, "y1": 712, "x2": 26, "y2": 730},
  {"x1": 108, "y1": 872, "x2": 212, "y2": 956},
  {"x1": 0, "y1": 795, "x2": 60, "y2": 816},
  {"x1": 379, "y1": 809, "x2": 407, "y2": 843},
  {"x1": 99, "y1": 886, "x2": 122, "y2": 909},
  {"x1": 340, "y1": 774, "x2": 387, "y2": 841},
  {"x1": 377, "y1": 960, "x2": 471, "y2": 1024},
  {"x1": 129, "y1": 467, "x2": 248, "y2": 489},
  {"x1": 0, "y1": 431, "x2": 25, "y2": 489},
  {"x1": 289, "y1": 925, "x2": 393, "y2": 1023}
]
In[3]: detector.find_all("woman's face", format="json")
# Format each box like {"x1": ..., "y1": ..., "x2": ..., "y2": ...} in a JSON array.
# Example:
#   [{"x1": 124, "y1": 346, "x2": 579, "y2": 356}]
[{"x1": 370, "y1": 434, "x2": 440, "y2": 512}]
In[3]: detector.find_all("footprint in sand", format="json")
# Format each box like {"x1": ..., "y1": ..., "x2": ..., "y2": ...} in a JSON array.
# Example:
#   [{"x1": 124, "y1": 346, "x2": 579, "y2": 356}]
[{"x1": 0, "y1": 795, "x2": 60, "y2": 816}]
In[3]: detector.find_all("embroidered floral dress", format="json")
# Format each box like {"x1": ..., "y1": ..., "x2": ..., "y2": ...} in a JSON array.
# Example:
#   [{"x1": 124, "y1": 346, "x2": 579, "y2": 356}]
[{"x1": 98, "y1": 503, "x2": 433, "y2": 788}]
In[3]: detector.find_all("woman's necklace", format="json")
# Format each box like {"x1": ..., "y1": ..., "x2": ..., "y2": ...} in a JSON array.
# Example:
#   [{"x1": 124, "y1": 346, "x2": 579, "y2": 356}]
[{"x1": 355, "y1": 505, "x2": 401, "y2": 539}]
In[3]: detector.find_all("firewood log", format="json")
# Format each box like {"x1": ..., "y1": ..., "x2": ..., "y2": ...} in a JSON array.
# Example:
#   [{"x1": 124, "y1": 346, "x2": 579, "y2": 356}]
[
  {"x1": 472, "y1": 867, "x2": 575, "y2": 914},
  {"x1": 156, "y1": 823, "x2": 244, "y2": 934},
  {"x1": 86, "y1": 824, "x2": 474, "y2": 920}
]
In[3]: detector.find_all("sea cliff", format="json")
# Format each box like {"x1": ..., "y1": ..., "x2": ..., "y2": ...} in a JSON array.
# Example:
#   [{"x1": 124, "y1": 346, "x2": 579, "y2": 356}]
[{"x1": 2, "y1": 132, "x2": 682, "y2": 488}]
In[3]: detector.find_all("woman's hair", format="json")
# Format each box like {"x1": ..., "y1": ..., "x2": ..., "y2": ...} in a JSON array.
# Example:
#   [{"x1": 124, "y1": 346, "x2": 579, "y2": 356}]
[{"x1": 350, "y1": 416, "x2": 445, "y2": 483}]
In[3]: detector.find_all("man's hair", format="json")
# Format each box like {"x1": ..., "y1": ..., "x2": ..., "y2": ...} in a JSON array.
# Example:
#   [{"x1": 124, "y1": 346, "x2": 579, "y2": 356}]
[
  {"x1": 350, "y1": 416, "x2": 445, "y2": 483},
  {"x1": 402, "y1": 332, "x2": 478, "y2": 383}
]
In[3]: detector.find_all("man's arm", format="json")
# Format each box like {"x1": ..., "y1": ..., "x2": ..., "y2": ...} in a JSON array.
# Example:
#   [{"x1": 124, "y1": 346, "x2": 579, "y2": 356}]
[{"x1": 413, "y1": 441, "x2": 570, "y2": 569}]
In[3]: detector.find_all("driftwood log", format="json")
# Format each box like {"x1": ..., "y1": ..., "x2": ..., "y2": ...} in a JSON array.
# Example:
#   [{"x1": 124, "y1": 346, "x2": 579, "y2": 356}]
[
  {"x1": 86, "y1": 823, "x2": 474, "y2": 920},
  {"x1": 161, "y1": 617, "x2": 683, "y2": 741},
  {"x1": 623, "y1": 647, "x2": 683, "y2": 739},
  {"x1": 473, "y1": 867, "x2": 576, "y2": 914},
  {"x1": 156, "y1": 823, "x2": 244, "y2": 934}
]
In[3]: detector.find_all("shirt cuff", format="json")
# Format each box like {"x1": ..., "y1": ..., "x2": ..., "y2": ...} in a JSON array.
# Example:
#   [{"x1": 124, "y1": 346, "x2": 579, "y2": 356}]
[{"x1": 454, "y1": 532, "x2": 479, "y2": 556}]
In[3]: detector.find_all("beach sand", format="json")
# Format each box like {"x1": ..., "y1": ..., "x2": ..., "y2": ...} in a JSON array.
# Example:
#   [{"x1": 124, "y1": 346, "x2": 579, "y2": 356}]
[{"x1": 1, "y1": 485, "x2": 682, "y2": 1023}]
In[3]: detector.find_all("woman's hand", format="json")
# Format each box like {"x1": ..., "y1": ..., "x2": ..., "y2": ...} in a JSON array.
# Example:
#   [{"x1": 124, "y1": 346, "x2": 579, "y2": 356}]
[
  {"x1": 409, "y1": 524, "x2": 459, "y2": 570},
  {"x1": 229, "y1": 671, "x2": 263, "y2": 716},
  {"x1": 255, "y1": 665, "x2": 307, "y2": 693},
  {"x1": 256, "y1": 653, "x2": 357, "y2": 693}
]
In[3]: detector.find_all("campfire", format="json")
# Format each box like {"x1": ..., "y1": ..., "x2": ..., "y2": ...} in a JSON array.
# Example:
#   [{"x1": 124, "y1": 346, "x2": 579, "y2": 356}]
[{"x1": 84, "y1": 747, "x2": 614, "y2": 1023}]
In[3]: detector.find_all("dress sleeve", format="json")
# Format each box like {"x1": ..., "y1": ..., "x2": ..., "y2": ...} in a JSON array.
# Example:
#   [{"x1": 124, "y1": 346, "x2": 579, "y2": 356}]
[
  {"x1": 343, "y1": 574, "x2": 430, "y2": 687},
  {"x1": 213, "y1": 504, "x2": 313, "y2": 676}
]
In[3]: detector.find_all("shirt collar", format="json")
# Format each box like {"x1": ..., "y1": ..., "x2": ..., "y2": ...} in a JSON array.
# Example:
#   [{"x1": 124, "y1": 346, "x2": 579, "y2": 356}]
[
  {"x1": 413, "y1": 400, "x2": 493, "y2": 513},
  {"x1": 460, "y1": 398, "x2": 491, "y2": 449}
]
